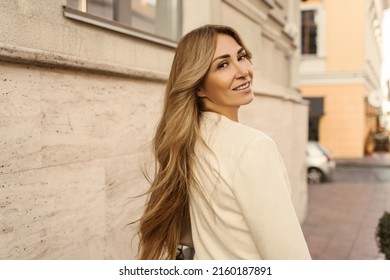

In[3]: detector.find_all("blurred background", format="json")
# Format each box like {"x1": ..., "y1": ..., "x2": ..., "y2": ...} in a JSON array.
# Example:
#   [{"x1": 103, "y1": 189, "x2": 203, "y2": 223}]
[{"x1": 0, "y1": 0, "x2": 389, "y2": 260}]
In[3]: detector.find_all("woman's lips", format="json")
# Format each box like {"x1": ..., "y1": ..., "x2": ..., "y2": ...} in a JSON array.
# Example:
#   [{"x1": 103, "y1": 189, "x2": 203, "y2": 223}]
[{"x1": 233, "y1": 82, "x2": 250, "y2": 91}]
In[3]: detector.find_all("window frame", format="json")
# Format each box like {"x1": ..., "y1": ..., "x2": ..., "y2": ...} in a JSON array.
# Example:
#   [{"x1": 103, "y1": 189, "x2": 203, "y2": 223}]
[
  {"x1": 63, "y1": 1, "x2": 181, "y2": 48},
  {"x1": 301, "y1": 9, "x2": 318, "y2": 55},
  {"x1": 300, "y1": 4, "x2": 325, "y2": 58}
]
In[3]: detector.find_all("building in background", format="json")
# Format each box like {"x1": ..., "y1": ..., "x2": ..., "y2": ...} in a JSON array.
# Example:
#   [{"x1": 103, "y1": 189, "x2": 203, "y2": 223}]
[
  {"x1": 0, "y1": 0, "x2": 308, "y2": 259},
  {"x1": 380, "y1": 9, "x2": 390, "y2": 129},
  {"x1": 300, "y1": 0, "x2": 390, "y2": 158}
]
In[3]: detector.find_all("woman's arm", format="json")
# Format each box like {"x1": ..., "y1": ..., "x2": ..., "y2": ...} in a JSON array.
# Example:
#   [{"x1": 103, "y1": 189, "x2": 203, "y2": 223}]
[{"x1": 232, "y1": 136, "x2": 311, "y2": 260}]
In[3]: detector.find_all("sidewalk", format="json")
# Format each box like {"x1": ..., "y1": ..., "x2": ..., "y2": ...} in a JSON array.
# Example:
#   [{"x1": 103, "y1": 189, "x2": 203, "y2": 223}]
[
  {"x1": 336, "y1": 152, "x2": 390, "y2": 167},
  {"x1": 301, "y1": 153, "x2": 390, "y2": 260}
]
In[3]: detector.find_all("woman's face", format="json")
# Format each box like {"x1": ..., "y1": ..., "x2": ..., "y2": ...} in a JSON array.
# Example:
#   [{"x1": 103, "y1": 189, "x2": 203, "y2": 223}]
[{"x1": 198, "y1": 34, "x2": 254, "y2": 121}]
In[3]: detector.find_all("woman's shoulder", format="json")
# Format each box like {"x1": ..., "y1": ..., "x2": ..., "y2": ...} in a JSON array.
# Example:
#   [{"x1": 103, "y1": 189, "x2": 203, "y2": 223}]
[{"x1": 201, "y1": 111, "x2": 273, "y2": 147}]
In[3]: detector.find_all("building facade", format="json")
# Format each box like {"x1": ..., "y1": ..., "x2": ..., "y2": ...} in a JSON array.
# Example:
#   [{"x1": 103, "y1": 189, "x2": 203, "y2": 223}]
[
  {"x1": 380, "y1": 9, "x2": 390, "y2": 130},
  {"x1": 300, "y1": 0, "x2": 389, "y2": 158},
  {"x1": 0, "y1": 0, "x2": 308, "y2": 259}
]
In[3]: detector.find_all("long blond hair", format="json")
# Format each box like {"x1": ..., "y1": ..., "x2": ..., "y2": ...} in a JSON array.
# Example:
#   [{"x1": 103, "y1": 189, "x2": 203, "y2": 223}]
[{"x1": 138, "y1": 24, "x2": 252, "y2": 259}]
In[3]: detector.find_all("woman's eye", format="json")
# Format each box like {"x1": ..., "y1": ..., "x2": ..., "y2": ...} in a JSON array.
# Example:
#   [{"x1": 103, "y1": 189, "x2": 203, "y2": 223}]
[
  {"x1": 238, "y1": 54, "x2": 247, "y2": 61},
  {"x1": 217, "y1": 62, "x2": 229, "y2": 69}
]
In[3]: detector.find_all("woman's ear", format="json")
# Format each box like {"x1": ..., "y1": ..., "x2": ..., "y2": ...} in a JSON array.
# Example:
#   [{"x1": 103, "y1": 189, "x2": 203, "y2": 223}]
[{"x1": 197, "y1": 87, "x2": 207, "y2": 98}]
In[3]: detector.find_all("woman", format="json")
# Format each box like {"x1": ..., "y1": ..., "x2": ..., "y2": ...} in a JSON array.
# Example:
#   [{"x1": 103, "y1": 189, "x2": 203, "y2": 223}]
[{"x1": 138, "y1": 24, "x2": 311, "y2": 260}]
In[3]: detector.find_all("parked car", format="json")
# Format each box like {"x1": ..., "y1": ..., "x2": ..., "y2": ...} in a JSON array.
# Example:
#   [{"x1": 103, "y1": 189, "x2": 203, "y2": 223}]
[{"x1": 306, "y1": 141, "x2": 336, "y2": 184}]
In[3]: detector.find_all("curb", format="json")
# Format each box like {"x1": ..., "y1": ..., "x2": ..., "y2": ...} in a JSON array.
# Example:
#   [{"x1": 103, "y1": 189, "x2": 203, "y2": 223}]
[{"x1": 336, "y1": 159, "x2": 390, "y2": 168}]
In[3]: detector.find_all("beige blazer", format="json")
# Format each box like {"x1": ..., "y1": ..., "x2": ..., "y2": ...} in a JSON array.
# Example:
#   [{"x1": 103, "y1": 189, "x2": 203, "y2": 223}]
[{"x1": 189, "y1": 112, "x2": 311, "y2": 260}]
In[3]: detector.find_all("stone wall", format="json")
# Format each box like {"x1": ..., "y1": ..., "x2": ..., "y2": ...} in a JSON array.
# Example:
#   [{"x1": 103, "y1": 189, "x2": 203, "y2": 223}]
[{"x1": 0, "y1": 61, "x2": 164, "y2": 259}]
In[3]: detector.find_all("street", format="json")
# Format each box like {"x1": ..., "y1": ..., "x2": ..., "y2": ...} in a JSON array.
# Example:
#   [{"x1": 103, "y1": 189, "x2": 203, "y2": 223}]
[{"x1": 302, "y1": 162, "x2": 390, "y2": 260}]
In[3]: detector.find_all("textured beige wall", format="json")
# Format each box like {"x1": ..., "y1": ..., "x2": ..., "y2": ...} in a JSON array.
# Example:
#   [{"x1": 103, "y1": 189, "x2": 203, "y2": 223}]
[
  {"x1": 1, "y1": 0, "x2": 308, "y2": 259},
  {"x1": 0, "y1": 61, "x2": 163, "y2": 259}
]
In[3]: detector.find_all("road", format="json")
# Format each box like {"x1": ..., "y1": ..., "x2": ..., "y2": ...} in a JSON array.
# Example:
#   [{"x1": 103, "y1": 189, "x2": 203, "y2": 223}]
[{"x1": 301, "y1": 164, "x2": 390, "y2": 260}]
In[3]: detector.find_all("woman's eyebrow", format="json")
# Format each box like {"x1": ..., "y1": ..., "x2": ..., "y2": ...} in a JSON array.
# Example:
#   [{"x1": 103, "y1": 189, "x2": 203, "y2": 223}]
[{"x1": 212, "y1": 47, "x2": 245, "y2": 63}]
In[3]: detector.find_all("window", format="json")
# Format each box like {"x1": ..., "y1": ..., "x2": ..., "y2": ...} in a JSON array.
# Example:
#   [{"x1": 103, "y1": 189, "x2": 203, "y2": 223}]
[
  {"x1": 301, "y1": 10, "x2": 317, "y2": 54},
  {"x1": 66, "y1": 0, "x2": 181, "y2": 44},
  {"x1": 305, "y1": 97, "x2": 324, "y2": 141}
]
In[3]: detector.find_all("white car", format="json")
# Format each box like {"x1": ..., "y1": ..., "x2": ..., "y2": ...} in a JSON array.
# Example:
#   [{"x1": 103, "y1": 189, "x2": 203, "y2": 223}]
[{"x1": 306, "y1": 141, "x2": 336, "y2": 184}]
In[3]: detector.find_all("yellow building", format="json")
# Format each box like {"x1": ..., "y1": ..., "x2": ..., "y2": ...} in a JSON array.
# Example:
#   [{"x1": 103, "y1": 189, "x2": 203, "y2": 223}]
[{"x1": 300, "y1": 0, "x2": 389, "y2": 158}]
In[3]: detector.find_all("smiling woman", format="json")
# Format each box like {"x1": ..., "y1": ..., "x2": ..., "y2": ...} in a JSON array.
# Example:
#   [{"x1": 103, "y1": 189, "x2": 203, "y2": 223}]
[
  {"x1": 136, "y1": 24, "x2": 311, "y2": 260},
  {"x1": 197, "y1": 35, "x2": 254, "y2": 121}
]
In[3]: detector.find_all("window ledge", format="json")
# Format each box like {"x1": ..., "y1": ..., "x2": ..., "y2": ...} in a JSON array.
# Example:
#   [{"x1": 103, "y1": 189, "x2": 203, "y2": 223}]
[
  {"x1": 63, "y1": 6, "x2": 178, "y2": 48},
  {"x1": 301, "y1": 54, "x2": 326, "y2": 59}
]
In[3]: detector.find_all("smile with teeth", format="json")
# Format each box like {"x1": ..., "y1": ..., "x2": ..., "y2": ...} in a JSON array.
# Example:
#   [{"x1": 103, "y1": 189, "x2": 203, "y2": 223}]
[{"x1": 233, "y1": 82, "x2": 250, "y2": 91}]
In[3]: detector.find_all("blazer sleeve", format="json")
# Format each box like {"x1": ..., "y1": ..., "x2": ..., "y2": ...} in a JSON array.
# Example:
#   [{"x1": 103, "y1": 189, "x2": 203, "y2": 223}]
[{"x1": 232, "y1": 136, "x2": 311, "y2": 260}]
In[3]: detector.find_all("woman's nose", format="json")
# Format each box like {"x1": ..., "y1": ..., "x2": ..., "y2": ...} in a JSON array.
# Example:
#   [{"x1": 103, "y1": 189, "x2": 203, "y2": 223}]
[{"x1": 234, "y1": 62, "x2": 250, "y2": 79}]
